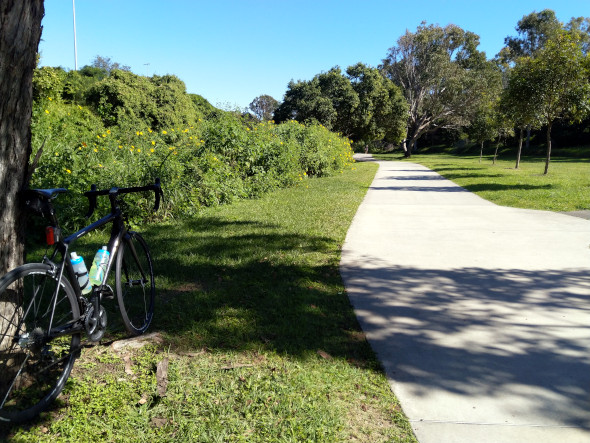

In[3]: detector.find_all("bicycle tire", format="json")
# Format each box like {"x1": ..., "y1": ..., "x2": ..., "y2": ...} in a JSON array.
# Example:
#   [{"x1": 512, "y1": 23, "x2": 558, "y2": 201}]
[
  {"x1": 115, "y1": 232, "x2": 155, "y2": 335},
  {"x1": 0, "y1": 263, "x2": 80, "y2": 424}
]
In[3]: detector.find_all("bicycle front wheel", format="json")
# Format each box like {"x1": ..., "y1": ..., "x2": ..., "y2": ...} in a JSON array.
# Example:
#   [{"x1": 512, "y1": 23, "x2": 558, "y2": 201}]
[
  {"x1": 115, "y1": 232, "x2": 155, "y2": 335},
  {"x1": 0, "y1": 263, "x2": 80, "y2": 424}
]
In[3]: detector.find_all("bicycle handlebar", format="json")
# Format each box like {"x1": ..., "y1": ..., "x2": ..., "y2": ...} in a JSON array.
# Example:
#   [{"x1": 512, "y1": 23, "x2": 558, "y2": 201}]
[{"x1": 84, "y1": 178, "x2": 163, "y2": 218}]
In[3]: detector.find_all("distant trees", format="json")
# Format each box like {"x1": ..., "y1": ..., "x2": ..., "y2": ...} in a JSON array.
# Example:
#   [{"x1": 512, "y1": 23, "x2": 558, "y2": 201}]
[
  {"x1": 496, "y1": 10, "x2": 590, "y2": 173},
  {"x1": 381, "y1": 23, "x2": 496, "y2": 157},
  {"x1": 503, "y1": 32, "x2": 590, "y2": 174},
  {"x1": 91, "y1": 55, "x2": 131, "y2": 74},
  {"x1": 249, "y1": 95, "x2": 279, "y2": 121},
  {"x1": 274, "y1": 64, "x2": 407, "y2": 147}
]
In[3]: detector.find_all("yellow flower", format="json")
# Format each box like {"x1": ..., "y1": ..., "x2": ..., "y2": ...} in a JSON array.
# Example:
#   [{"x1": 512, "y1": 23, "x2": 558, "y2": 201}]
[
  {"x1": 78, "y1": 105, "x2": 83, "y2": 110},
  {"x1": 148, "y1": 128, "x2": 153, "y2": 133},
  {"x1": 136, "y1": 148, "x2": 141, "y2": 153},
  {"x1": 162, "y1": 130, "x2": 167, "y2": 134},
  {"x1": 66, "y1": 169, "x2": 71, "y2": 174},
  {"x1": 45, "y1": 110, "x2": 49, "y2": 114},
  {"x1": 169, "y1": 146, "x2": 174, "y2": 150},
  {"x1": 98, "y1": 164, "x2": 103, "y2": 168},
  {"x1": 150, "y1": 148, "x2": 155, "y2": 153},
  {"x1": 106, "y1": 129, "x2": 111, "y2": 134},
  {"x1": 94, "y1": 148, "x2": 98, "y2": 153},
  {"x1": 48, "y1": 97, "x2": 53, "y2": 101},
  {"x1": 151, "y1": 141, "x2": 155, "y2": 145},
  {"x1": 118, "y1": 145, "x2": 123, "y2": 149}
]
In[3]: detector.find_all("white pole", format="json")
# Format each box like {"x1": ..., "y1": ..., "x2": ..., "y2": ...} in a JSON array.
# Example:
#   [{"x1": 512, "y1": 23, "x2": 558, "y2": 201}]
[{"x1": 73, "y1": 0, "x2": 78, "y2": 70}]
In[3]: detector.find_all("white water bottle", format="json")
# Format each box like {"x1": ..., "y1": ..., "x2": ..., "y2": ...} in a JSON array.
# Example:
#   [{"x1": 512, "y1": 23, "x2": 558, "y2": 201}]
[
  {"x1": 89, "y1": 246, "x2": 110, "y2": 286},
  {"x1": 70, "y1": 252, "x2": 91, "y2": 295}
]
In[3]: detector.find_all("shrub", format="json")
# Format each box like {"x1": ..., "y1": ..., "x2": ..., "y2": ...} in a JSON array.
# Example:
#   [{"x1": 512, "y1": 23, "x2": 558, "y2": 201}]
[{"x1": 29, "y1": 102, "x2": 355, "y2": 229}]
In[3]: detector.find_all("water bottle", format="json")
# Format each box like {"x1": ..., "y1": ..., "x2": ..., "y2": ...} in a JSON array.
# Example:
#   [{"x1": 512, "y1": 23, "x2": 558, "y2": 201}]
[
  {"x1": 70, "y1": 252, "x2": 92, "y2": 295},
  {"x1": 89, "y1": 246, "x2": 110, "y2": 286}
]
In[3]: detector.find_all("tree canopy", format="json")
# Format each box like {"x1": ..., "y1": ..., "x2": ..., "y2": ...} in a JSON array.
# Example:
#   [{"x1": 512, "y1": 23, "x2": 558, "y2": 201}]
[
  {"x1": 504, "y1": 31, "x2": 590, "y2": 174},
  {"x1": 274, "y1": 64, "x2": 407, "y2": 147},
  {"x1": 381, "y1": 22, "x2": 497, "y2": 157}
]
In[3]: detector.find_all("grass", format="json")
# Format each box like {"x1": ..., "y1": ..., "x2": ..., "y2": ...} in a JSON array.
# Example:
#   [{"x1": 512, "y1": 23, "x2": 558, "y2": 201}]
[
  {"x1": 5, "y1": 161, "x2": 417, "y2": 442},
  {"x1": 373, "y1": 151, "x2": 590, "y2": 212}
]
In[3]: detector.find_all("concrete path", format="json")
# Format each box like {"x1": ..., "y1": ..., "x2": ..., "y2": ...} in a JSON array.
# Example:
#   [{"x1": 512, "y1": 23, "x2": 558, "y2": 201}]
[{"x1": 340, "y1": 155, "x2": 590, "y2": 443}]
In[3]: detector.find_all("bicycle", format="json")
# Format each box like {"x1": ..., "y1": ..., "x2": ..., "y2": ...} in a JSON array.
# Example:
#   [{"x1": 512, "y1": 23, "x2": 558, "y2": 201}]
[{"x1": 0, "y1": 178, "x2": 163, "y2": 424}]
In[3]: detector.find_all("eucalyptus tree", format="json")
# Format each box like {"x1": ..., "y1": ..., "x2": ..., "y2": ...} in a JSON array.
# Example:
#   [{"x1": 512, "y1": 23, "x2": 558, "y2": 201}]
[
  {"x1": 381, "y1": 22, "x2": 491, "y2": 157},
  {"x1": 502, "y1": 9, "x2": 561, "y2": 63}
]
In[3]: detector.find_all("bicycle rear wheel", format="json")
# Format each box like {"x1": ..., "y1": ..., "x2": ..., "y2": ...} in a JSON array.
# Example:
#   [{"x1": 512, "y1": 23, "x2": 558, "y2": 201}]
[
  {"x1": 0, "y1": 263, "x2": 80, "y2": 424},
  {"x1": 115, "y1": 232, "x2": 155, "y2": 335}
]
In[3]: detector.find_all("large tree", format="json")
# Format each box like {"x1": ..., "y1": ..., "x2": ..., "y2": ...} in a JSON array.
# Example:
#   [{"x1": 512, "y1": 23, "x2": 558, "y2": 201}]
[
  {"x1": 0, "y1": 0, "x2": 45, "y2": 275},
  {"x1": 274, "y1": 67, "x2": 358, "y2": 135},
  {"x1": 381, "y1": 22, "x2": 490, "y2": 157},
  {"x1": 346, "y1": 63, "x2": 407, "y2": 146},
  {"x1": 502, "y1": 9, "x2": 561, "y2": 62},
  {"x1": 274, "y1": 65, "x2": 407, "y2": 146},
  {"x1": 507, "y1": 31, "x2": 590, "y2": 174}
]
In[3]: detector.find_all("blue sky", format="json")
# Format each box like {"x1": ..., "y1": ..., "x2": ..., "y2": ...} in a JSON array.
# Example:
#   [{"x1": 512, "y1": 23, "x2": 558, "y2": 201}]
[{"x1": 39, "y1": 1, "x2": 589, "y2": 109}]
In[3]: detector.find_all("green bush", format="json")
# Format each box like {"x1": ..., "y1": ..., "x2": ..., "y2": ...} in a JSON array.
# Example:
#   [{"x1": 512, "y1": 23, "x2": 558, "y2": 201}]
[{"x1": 29, "y1": 98, "x2": 355, "y2": 229}]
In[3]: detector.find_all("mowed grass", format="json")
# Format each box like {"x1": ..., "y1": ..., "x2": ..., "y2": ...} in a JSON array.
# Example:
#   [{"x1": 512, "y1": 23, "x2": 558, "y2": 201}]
[
  {"x1": 6, "y1": 161, "x2": 417, "y2": 442},
  {"x1": 374, "y1": 152, "x2": 590, "y2": 212}
]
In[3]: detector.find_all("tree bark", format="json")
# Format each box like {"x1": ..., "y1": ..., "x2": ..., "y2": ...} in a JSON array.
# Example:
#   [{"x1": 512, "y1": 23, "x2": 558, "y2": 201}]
[
  {"x1": 515, "y1": 127, "x2": 523, "y2": 169},
  {"x1": 493, "y1": 143, "x2": 499, "y2": 165},
  {"x1": 479, "y1": 141, "x2": 483, "y2": 163},
  {"x1": 0, "y1": 0, "x2": 44, "y2": 275},
  {"x1": 544, "y1": 122, "x2": 552, "y2": 175}
]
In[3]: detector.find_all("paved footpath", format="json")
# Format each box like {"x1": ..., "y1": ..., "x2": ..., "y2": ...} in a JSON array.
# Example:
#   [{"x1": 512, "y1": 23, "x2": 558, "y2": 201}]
[{"x1": 340, "y1": 155, "x2": 590, "y2": 443}]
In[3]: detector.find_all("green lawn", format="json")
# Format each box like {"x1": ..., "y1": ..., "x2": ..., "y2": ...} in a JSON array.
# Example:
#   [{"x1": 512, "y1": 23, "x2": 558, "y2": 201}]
[
  {"x1": 374, "y1": 152, "x2": 590, "y2": 212},
  {"x1": 6, "y1": 161, "x2": 417, "y2": 442}
]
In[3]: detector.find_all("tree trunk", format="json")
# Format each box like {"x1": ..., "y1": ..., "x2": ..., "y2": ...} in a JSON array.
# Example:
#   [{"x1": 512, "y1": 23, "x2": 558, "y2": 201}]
[
  {"x1": 0, "y1": 1, "x2": 44, "y2": 352},
  {"x1": 493, "y1": 143, "x2": 499, "y2": 165},
  {"x1": 479, "y1": 141, "x2": 483, "y2": 163},
  {"x1": 0, "y1": 0, "x2": 44, "y2": 275},
  {"x1": 0, "y1": 0, "x2": 45, "y2": 275},
  {"x1": 515, "y1": 127, "x2": 523, "y2": 169},
  {"x1": 544, "y1": 122, "x2": 552, "y2": 175},
  {"x1": 525, "y1": 124, "x2": 531, "y2": 149}
]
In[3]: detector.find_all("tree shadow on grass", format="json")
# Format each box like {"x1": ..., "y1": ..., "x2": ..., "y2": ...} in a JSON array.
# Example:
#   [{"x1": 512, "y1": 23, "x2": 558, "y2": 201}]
[{"x1": 144, "y1": 217, "x2": 378, "y2": 368}]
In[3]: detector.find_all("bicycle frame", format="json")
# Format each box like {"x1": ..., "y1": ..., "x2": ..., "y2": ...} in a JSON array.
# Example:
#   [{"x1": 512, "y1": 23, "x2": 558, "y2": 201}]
[
  {"x1": 38, "y1": 180, "x2": 161, "y2": 342},
  {"x1": 41, "y1": 209, "x2": 125, "y2": 342}
]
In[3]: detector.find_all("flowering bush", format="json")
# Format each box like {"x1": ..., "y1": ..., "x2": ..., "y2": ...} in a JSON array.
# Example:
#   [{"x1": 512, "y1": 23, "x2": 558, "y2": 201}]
[{"x1": 30, "y1": 100, "x2": 354, "y2": 228}]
